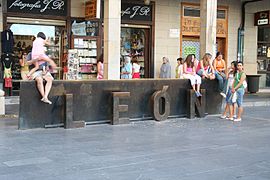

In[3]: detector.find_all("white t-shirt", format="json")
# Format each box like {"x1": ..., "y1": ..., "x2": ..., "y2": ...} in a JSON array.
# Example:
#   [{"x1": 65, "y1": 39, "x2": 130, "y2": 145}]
[{"x1": 133, "y1": 63, "x2": 140, "y2": 73}]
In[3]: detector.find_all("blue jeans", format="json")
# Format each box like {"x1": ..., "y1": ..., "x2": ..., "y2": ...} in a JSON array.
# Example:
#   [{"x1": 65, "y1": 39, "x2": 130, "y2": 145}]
[{"x1": 215, "y1": 72, "x2": 226, "y2": 92}]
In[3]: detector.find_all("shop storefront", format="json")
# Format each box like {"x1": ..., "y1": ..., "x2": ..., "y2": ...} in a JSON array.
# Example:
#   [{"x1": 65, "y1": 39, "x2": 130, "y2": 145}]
[
  {"x1": 120, "y1": 2, "x2": 155, "y2": 78},
  {"x1": 255, "y1": 10, "x2": 270, "y2": 87},
  {"x1": 181, "y1": 3, "x2": 228, "y2": 61},
  {"x1": 1, "y1": 0, "x2": 69, "y2": 94}
]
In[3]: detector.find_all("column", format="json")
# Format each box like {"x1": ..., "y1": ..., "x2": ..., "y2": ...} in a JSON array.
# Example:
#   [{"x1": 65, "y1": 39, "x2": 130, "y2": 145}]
[
  {"x1": 200, "y1": 0, "x2": 217, "y2": 58},
  {"x1": 103, "y1": 0, "x2": 121, "y2": 79}
]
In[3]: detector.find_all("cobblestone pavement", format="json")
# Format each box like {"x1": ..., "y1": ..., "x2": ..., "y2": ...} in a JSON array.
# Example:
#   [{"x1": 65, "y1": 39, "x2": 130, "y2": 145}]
[{"x1": 0, "y1": 104, "x2": 270, "y2": 180}]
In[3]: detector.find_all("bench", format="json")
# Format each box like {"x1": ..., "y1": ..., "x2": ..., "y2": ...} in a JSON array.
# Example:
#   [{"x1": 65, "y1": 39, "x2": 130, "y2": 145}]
[{"x1": 19, "y1": 79, "x2": 222, "y2": 129}]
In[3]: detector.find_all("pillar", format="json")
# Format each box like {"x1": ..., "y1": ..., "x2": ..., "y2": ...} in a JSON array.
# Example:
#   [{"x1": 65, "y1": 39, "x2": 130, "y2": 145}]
[
  {"x1": 0, "y1": 90, "x2": 5, "y2": 115},
  {"x1": 200, "y1": 0, "x2": 217, "y2": 58},
  {"x1": 103, "y1": 0, "x2": 121, "y2": 80}
]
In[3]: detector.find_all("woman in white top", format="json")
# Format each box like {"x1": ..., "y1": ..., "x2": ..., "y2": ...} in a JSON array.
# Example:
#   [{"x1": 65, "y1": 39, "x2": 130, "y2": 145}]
[
  {"x1": 132, "y1": 58, "x2": 140, "y2": 79},
  {"x1": 220, "y1": 61, "x2": 237, "y2": 120}
]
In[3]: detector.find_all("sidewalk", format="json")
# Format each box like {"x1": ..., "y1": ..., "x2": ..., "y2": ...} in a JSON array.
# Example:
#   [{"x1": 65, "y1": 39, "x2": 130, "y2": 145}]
[{"x1": 0, "y1": 106, "x2": 270, "y2": 180}]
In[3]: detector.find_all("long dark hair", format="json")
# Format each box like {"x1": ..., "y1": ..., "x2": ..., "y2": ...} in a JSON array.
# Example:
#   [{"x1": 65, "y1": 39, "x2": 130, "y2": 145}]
[
  {"x1": 231, "y1": 61, "x2": 237, "y2": 76},
  {"x1": 185, "y1": 54, "x2": 194, "y2": 68},
  {"x1": 98, "y1": 54, "x2": 104, "y2": 63}
]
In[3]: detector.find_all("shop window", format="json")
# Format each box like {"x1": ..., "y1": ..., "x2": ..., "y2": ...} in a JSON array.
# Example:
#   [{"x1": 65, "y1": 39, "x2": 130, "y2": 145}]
[
  {"x1": 183, "y1": 7, "x2": 200, "y2": 17},
  {"x1": 183, "y1": 6, "x2": 226, "y2": 19},
  {"x1": 121, "y1": 28, "x2": 147, "y2": 78},
  {"x1": 217, "y1": 10, "x2": 226, "y2": 19}
]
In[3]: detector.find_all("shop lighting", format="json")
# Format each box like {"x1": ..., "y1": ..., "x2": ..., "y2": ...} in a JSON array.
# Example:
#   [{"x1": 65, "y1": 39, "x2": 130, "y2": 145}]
[
  {"x1": 144, "y1": 0, "x2": 150, "y2": 5},
  {"x1": 34, "y1": 21, "x2": 40, "y2": 24}
]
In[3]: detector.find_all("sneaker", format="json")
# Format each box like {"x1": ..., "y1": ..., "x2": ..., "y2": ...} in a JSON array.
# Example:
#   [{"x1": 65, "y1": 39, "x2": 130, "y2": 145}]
[
  {"x1": 220, "y1": 92, "x2": 226, "y2": 98},
  {"x1": 220, "y1": 115, "x2": 227, "y2": 119},
  {"x1": 197, "y1": 91, "x2": 202, "y2": 97},
  {"x1": 233, "y1": 115, "x2": 237, "y2": 118},
  {"x1": 226, "y1": 117, "x2": 234, "y2": 121},
  {"x1": 195, "y1": 91, "x2": 200, "y2": 97},
  {"x1": 234, "y1": 118, "x2": 242, "y2": 122},
  {"x1": 42, "y1": 98, "x2": 52, "y2": 105}
]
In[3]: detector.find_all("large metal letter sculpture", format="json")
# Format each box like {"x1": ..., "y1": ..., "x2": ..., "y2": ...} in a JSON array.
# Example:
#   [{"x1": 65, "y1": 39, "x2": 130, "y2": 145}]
[
  {"x1": 112, "y1": 92, "x2": 130, "y2": 125},
  {"x1": 151, "y1": 86, "x2": 170, "y2": 121},
  {"x1": 187, "y1": 89, "x2": 206, "y2": 119},
  {"x1": 65, "y1": 94, "x2": 85, "y2": 129}
]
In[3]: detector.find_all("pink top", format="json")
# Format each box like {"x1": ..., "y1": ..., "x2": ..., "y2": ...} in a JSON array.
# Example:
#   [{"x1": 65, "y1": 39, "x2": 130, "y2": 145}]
[
  {"x1": 97, "y1": 62, "x2": 104, "y2": 80},
  {"x1": 32, "y1": 37, "x2": 46, "y2": 64},
  {"x1": 186, "y1": 67, "x2": 193, "y2": 73}
]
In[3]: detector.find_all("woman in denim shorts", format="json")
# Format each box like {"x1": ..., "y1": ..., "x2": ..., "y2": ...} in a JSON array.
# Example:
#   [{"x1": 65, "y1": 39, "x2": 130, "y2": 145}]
[{"x1": 229, "y1": 61, "x2": 246, "y2": 122}]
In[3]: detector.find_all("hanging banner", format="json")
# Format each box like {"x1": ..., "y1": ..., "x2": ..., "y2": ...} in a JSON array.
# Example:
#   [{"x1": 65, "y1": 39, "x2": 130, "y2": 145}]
[{"x1": 7, "y1": 0, "x2": 68, "y2": 17}]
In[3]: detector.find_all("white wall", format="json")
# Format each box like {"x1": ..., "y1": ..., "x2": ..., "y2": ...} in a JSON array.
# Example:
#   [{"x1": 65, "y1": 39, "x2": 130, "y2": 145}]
[
  {"x1": 154, "y1": 0, "x2": 182, "y2": 78},
  {"x1": 71, "y1": 0, "x2": 85, "y2": 17}
]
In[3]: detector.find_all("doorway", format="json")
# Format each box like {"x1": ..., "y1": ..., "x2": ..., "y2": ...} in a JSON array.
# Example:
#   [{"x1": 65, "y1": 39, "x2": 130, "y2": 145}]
[{"x1": 120, "y1": 27, "x2": 151, "y2": 78}]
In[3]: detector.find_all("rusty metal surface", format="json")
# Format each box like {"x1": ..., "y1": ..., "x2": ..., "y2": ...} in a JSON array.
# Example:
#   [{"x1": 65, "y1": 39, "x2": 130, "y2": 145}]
[
  {"x1": 112, "y1": 92, "x2": 130, "y2": 125},
  {"x1": 19, "y1": 79, "x2": 222, "y2": 129}
]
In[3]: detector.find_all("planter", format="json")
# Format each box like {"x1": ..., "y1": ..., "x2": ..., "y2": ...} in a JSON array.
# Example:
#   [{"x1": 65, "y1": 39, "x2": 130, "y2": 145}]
[{"x1": 246, "y1": 75, "x2": 261, "y2": 93}]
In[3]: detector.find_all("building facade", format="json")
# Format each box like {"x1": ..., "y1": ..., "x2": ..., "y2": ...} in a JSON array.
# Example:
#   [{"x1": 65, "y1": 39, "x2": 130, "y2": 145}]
[{"x1": 0, "y1": 0, "x2": 270, "y2": 86}]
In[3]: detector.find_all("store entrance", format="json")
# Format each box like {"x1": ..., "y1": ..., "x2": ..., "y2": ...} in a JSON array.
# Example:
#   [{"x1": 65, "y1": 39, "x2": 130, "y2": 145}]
[
  {"x1": 120, "y1": 27, "x2": 151, "y2": 78},
  {"x1": 8, "y1": 23, "x2": 66, "y2": 80},
  {"x1": 216, "y1": 38, "x2": 227, "y2": 63}
]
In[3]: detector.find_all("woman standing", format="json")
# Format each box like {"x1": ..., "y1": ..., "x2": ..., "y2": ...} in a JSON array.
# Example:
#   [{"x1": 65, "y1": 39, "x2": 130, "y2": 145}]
[
  {"x1": 213, "y1": 52, "x2": 226, "y2": 93},
  {"x1": 132, "y1": 58, "x2": 141, "y2": 79},
  {"x1": 175, "y1": 57, "x2": 184, "y2": 79},
  {"x1": 97, "y1": 54, "x2": 104, "y2": 80},
  {"x1": 121, "y1": 56, "x2": 132, "y2": 79},
  {"x1": 183, "y1": 54, "x2": 202, "y2": 97},
  {"x1": 19, "y1": 51, "x2": 29, "y2": 80},
  {"x1": 220, "y1": 61, "x2": 237, "y2": 120},
  {"x1": 159, "y1": 57, "x2": 171, "y2": 78},
  {"x1": 229, "y1": 61, "x2": 246, "y2": 122}
]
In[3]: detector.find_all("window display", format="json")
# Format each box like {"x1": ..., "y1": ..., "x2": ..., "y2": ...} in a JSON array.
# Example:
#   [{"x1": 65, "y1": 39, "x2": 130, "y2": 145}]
[
  {"x1": 121, "y1": 28, "x2": 146, "y2": 78},
  {"x1": 68, "y1": 37, "x2": 98, "y2": 79}
]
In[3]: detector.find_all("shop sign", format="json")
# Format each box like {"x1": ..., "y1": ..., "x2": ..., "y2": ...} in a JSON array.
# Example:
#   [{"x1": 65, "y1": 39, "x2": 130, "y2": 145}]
[
  {"x1": 121, "y1": 3, "x2": 152, "y2": 21},
  {"x1": 258, "y1": 19, "x2": 269, "y2": 25},
  {"x1": 72, "y1": 20, "x2": 99, "y2": 37},
  {"x1": 7, "y1": 0, "x2": 67, "y2": 17},
  {"x1": 85, "y1": 0, "x2": 100, "y2": 19},
  {"x1": 254, "y1": 11, "x2": 270, "y2": 26},
  {"x1": 182, "y1": 17, "x2": 200, "y2": 36},
  {"x1": 182, "y1": 17, "x2": 227, "y2": 37}
]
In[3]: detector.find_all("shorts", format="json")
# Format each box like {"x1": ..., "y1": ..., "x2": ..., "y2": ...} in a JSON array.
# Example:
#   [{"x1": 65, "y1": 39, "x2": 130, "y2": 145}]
[
  {"x1": 235, "y1": 88, "x2": 245, "y2": 107},
  {"x1": 32, "y1": 70, "x2": 54, "y2": 80},
  {"x1": 228, "y1": 87, "x2": 245, "y2": 107},
  {"x1": 132, "y1": 72, "x2": 140, "y2": 79},
  {"x1": 226, "y1": 87, "x2": 232, "y2": 103}
]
